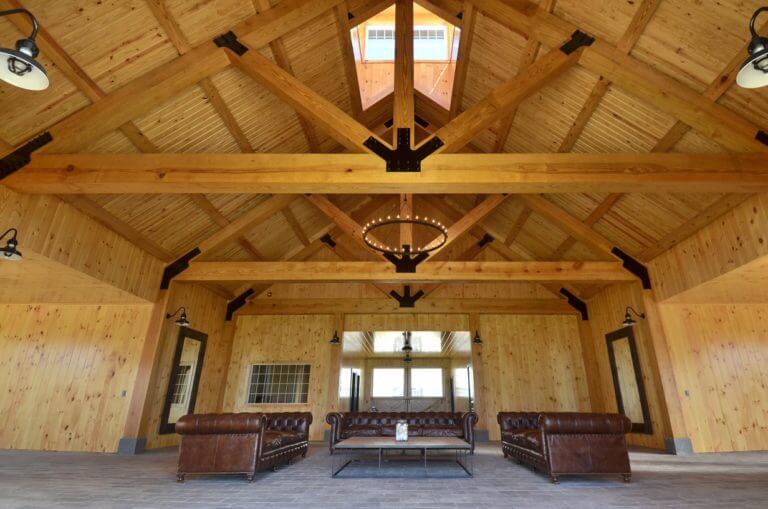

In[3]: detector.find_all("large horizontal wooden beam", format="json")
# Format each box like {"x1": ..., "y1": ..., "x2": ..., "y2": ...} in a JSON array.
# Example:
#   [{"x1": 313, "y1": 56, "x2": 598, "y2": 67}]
[
  {"x1": 237, "y1": 298, "x2": 576, "y2": 315},
  {"x1": 9, "y1": 153, "x2": 768, "y2": 194},
  {"x1": 173, "y1": 261, "x2": 635, "y2": 283}
]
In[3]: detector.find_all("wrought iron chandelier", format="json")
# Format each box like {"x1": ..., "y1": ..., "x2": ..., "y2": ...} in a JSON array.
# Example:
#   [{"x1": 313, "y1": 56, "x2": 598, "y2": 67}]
[{"x1": 361, "y1": 205, "x2": 448, "y2": 272}]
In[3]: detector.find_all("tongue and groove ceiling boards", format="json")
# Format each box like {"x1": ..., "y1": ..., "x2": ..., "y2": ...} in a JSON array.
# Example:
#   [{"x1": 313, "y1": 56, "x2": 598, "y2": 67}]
[{"x1": 1, "y1": 0, "x2": 767, "y2": 301}]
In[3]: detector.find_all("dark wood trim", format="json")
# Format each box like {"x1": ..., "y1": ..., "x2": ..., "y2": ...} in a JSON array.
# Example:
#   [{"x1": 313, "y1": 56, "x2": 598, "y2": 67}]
[
  {"x1": 605, "y1": 326, "x2": 653, "y2": 435},
  {"x1": 159, "y1": 327, "x2": 208, "y2": 435}
]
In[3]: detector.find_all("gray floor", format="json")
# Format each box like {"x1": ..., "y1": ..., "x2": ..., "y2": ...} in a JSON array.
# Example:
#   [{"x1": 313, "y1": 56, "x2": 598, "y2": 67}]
[{"x1": 1, "y1": 443, "x2": 767, "y2": 508}]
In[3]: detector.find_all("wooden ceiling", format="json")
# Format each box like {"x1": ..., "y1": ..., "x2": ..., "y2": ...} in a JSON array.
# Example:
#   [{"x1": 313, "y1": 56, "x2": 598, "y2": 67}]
[{"x1": 1, "y1": 0, "x2": 767, "y2": 301}]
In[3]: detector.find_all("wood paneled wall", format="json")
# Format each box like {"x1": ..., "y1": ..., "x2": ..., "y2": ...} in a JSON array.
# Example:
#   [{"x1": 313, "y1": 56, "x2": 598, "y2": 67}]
[
  {"x1": 0, "y1": 303, "x2": 152, "y2": 452},
  {"x1": 0, "y1": 188, "x2": 164, "y2": 302},
  {"x1": 649, "y1": 194, "x2": 768, "y2": 302},
  {"x1": 143, "y1": 283, "x2": 230, "y2": 449},
  {"x1": 658, "y1": 303, "x2": 768, "y2": 452},
  {"x1": 222, "y1": 314, "x2": 336, "y2": 441},
  {"x1": 586, "y1": 282, "x2": 670, "y2": 449},
  {"x1": 477, "y1": 314, "x2": 591, "y2": 440}
]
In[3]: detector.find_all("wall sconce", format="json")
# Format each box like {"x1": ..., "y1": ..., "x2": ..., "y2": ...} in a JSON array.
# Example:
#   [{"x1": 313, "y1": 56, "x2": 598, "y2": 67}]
[
  {"x1": 329, "y1": 331, "x2": 340, "y2": 344},
  {"x1": 472, "y1": 331, "x2": 482, "y2": 345},
  {"x1": 0, "y1": 228, "x2": 22, "y2": 260},
  {"x1": 737, "y1": 7, "x2": 768, "y2": 88},
  {"x1": 623, "y1": 306, "x2": 646, "y2": 328},
  {"x1": 166, "y1": 307, "x2": 190, "y2": 327},
  {"x1": 0, "y1": 9, "x2": 49, "y2": 90}
]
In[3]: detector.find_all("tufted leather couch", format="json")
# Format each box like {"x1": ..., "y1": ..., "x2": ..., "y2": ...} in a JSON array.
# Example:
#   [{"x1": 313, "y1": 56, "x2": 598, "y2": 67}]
[
  {"x1": 497, "y1": 411, "x2": 632, "y2": 483},
  {"x1": 325, "y1": 412, "x2": 478, "y2": 454},
  {"x1": 175, "y1": 412, "x2": 312, "y2": 481}
]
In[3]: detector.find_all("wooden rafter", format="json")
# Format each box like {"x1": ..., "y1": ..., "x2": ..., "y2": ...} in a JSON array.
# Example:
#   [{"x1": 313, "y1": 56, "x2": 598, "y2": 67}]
[
  {"x1": 449, "y1": 2, "x2": 476, "y2": 120},
  {"x1": 145, "y1": 0, "x2": 254, "y2": 153},
  {"x1": 189, "y1": 194, "x2": 265, "y2": 260},
  {"x1": 425, "y1": 194, "x2": 509, "y2": 256},
  {"x1": 175, "y1": 260, "x2": 636, "y2": 283},
  {"x1": 558, "y1": 0, "x2": 660, "y2": 151},
  {"x1": 424, "y1": 45, "x2": 581, "y2": 153},
  {"x1": 334, "y1": 4, "x2": 364, "y2": 118},
  {"x1": 393, "y1": 0, "x2": 415, "y2": 146},
  {"x1": 229, "y1": 47, "x2": 389, "y2": 154},
  {"x1": 549, "y1": 193, "x2": 623, "y2": 258},
  {"x1": 399, "y1": 194, "x2": 414, "y2": 248},
  {"x1": 468, "y1": 0, "x2": 768, "y2": 153},
  {"x1": 14, "y1": 152, "x2": 768, "y2": 194},
  {"x1": 494, "y1": 0, "x2": 556, "y2": 152},
  {"x1": 347, "y1": 0, "x2": 396, "y2": 25},
  {"x1": 281, "y1": 208, "x2": 311, "y2": 247},
  {"x1": 504, "y1": 206, "x2": 531, "y2": 246}
]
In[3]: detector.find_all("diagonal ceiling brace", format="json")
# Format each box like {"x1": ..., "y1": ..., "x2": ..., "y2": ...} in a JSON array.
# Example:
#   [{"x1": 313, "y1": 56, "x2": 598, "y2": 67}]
[
  {"x1": 560, "y1": 288, "x2": 589, "y2": 320},
  {"x1": 364, "y1": 128, "x2": 444, "y2": 172},
  {"x1": 226, "y1": 289, "x2": 255, "y2": 321},
  {"x1": 611, "y1": 247, "x2": 652, "y2": 289},
  {"x1": 0, "y1": 132, "x2": 52, "y2": 180}
]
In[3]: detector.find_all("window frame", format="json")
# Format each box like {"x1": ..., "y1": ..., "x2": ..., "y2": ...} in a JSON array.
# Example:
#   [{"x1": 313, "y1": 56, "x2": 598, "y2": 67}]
[
  {"x1": 409, "y1": 367, "x2": 444, "y2": 398},
  {"x1": 246, "y1": 363, "x2": 311, "y2": 405},
  {"x1": 371, "y1": 367, "x2": 406, "y2": 398}
]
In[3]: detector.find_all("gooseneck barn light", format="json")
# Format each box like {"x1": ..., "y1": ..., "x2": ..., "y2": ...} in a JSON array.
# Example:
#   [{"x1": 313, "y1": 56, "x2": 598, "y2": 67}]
[
  {"x1": 0, "y1": 8, "x2": 48, "y2": 91},
  {"x1": 0, "y1": 228, "x2": 22, "y2": 261},
  {"x1": 166, "y1": 307, "x2": 190, "y2": 328},
  {"x1": 737, "y1": 7, "x2": 768, "y2": 88},
  {"x1": 622, "y1": 306, "x2": 646, "y2": 328}
]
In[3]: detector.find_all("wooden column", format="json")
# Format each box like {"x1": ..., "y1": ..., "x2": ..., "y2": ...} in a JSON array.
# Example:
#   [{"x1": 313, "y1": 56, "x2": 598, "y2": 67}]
[
  {"x1": 118, "y1": 290, "x2": 170, "y2": 454},
  {"x1": 393, "y1": 0, "x2": 414, "y2": 146},
  {"x1": 215, "y1": 319, "x2": 238, "y2": 412},
  {"x1": 399, "y1": 194, "x2": 413, "y2": 249},
  {"x1": 327, "y1": 313, "x2": 345, "y2": 413},
  {"x1": 577, "y1": 318, "x2": 606, "y2": 412},
  {"x1": 641, "y1": 289, "x2": 692, "y2": 454},
  {"x1": 469, "y1": 313, "x2": 488, "y2": 433}
]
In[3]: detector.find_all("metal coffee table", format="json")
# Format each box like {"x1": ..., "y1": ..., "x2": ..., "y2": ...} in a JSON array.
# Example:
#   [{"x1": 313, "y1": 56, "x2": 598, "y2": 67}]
[{"x1": 331, "y1": 437, "x2": 473, "y2": 477}]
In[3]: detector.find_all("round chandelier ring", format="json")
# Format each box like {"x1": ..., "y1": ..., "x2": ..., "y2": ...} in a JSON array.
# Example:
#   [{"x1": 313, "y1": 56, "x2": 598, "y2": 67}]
[{"x1": 362, "y1": 218, "x2": 448, "y2": 254}]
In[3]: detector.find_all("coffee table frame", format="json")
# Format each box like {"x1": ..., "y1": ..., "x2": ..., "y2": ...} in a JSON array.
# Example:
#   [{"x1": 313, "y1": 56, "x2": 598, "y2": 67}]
[{"x1": 331, "y1": 437, "x2": 473, "y2": 478}]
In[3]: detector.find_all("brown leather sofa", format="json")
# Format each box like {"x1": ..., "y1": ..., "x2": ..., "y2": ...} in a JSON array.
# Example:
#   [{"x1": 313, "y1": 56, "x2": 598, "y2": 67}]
[
  {"x1": 175, "y1": 412, "x2": 312, "y2": 481},
  {"x1": 497, "y1": 411, "x2": 632, "y2": 483},
  {"x1": 326, "y1": 411, "x2": 478, "y2": 454}
]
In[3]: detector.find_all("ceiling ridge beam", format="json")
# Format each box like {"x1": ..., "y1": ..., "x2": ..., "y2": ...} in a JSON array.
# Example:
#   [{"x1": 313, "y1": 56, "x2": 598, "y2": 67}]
[
  {"x1": 468, "y1": 0, "x2": 768, "y2": 152},
  {"x1": 393, "y1": 0, "x2": 415, "y2": 147}
]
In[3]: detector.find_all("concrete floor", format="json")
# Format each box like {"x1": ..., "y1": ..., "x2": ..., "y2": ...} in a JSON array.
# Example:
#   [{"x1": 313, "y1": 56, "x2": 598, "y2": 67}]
[{"x1": 0, "y1": 443, "x2": 766, "y2": 508}]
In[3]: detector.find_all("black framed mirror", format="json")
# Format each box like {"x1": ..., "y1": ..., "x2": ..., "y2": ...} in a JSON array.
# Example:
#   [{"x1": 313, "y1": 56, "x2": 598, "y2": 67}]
[
  {"x1": 159, "y1": 327, "x2": 207, "y2": 435},
  {"x1": 605, "y1": 326, "x2": 653, "y2": 434}
]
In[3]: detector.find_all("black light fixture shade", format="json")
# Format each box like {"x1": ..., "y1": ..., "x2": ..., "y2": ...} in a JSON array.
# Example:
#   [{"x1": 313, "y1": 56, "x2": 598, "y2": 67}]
[
  {"x1": 0, "y1": 9, "x2": 49, "y2": 91},
  {"x1": 0, "y1": 228, "x2": 22, "y2": 261},
  {"x1": 401, "y1": 331, "x2": 413, "y2": 352},
  {"x1": 623, "y1": 306, "x2": 646, "y2": 328},
  {"x1": 738, "y1": 6, "x2": 768, "y2": 88},
  {"x1": 166, "y1": 307, "x2": 190, "y2": 328},
  {"x1": 330, "y1": 331, "x2": 340, "y2": 344},
  {"x1": 472, "y1": 330, "x2": 482, "y2": 345}
]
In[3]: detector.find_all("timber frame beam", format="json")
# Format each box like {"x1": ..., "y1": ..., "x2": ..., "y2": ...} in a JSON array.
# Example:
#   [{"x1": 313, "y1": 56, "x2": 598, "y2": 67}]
[{"x1": 9, "y1": 152, "x2": 768, "y2": 194}]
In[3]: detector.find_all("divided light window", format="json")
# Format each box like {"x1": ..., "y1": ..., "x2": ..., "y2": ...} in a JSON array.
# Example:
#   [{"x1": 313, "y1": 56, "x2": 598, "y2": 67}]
[
  {"x1": 247, "y1": 364, "x2": 310, "y2": 404},
  {"x1": 364, "y1": 25, "x2": 448, "y2": 61},
  {"x1": 171, "y1": 365, "x2": 192, "y2": 404}
]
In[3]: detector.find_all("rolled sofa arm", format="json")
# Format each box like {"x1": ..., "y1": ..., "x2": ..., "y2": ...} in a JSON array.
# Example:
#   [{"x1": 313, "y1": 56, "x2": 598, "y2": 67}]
[
  {"x1": 461, "y1": 412, "x2": 479, "y2": 453},
  {"x1": 325, "y1": 412, "x2": 344, "y2": 453},
  {"x1": 539, "y1": 412, "x2": 631, "y2": 435},
  {"x1": 497, "y1": 412, "x2": 541, "y2": 432},
  {"x1": 175, "y1": 413, "x2": 267, "y2": 435}
]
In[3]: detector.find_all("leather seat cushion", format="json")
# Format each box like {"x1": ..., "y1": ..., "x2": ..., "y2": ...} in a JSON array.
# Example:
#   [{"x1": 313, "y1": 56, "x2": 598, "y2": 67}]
[
  {"x1": 277, "y1": 432, "x2": 304, "y2": 447},
  {"x1": 502, "y1": 430, "x2": 543, "y2": 452},
  {"x1": 421, "y1": 425, "x2": 463, "y2": 438},
  {"x1": 342, "y1": 425, "x2": 381, "y2": 438},
  {"x1": 262, "y1": 431, "x2": 284, "y2": 452}
]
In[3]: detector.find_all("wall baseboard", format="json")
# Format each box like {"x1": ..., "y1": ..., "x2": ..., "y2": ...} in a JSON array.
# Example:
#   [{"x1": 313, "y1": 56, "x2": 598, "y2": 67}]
[
  {"x1": 117, "y1": 437, "x2": 146, "y2": 455},
  {"x1": 665, "y1": 437, "x2": 693, "y2": 455}
]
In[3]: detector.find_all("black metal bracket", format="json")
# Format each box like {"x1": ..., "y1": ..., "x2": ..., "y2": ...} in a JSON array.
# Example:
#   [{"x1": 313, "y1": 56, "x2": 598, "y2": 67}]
[
  {"x1": 320, "y1": 233, "x2": 337, "y2": 248},
  {"x1": 364, "y1": 128, "x2": 444, "y2": 172},
  {"x1": 390, "y1": 285, "x2": 424, "y2": 308},
  {"x1": 383, "y1": 251, "x2": 429, "y2": 273},
  {"x1": 213, "y1": 31, "x2": 248, "y2": 56},
  {"x1": 756, "y1": 130, "x2": 768, "y2": 146},
  {"x1": 160, "y1": 247, "x2": 201, "y2": 289},
  {"x1": 612, "y1": 247, "x2": 652, "y2": 289},
  {"x1": 226, "y1": 289, "x2": 255, "y2": 321},
  {"x1": 477, "y1": 233, "x2": 494, "y2": 248},
  {"x1": 0, "y1": 132, "x2": 52, "y2": 180},
  {"x1": 560, "y1": 30, "x2": 595, "y2": 55},
  {"x1": 560, "y1": 288, "x2": 589, "y2": 320}
]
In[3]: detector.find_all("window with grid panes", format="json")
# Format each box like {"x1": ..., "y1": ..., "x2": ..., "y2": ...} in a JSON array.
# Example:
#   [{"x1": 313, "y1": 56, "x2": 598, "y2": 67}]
[{"x1": 247, "y1": 364, "x2": 310, "y2": 404}]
